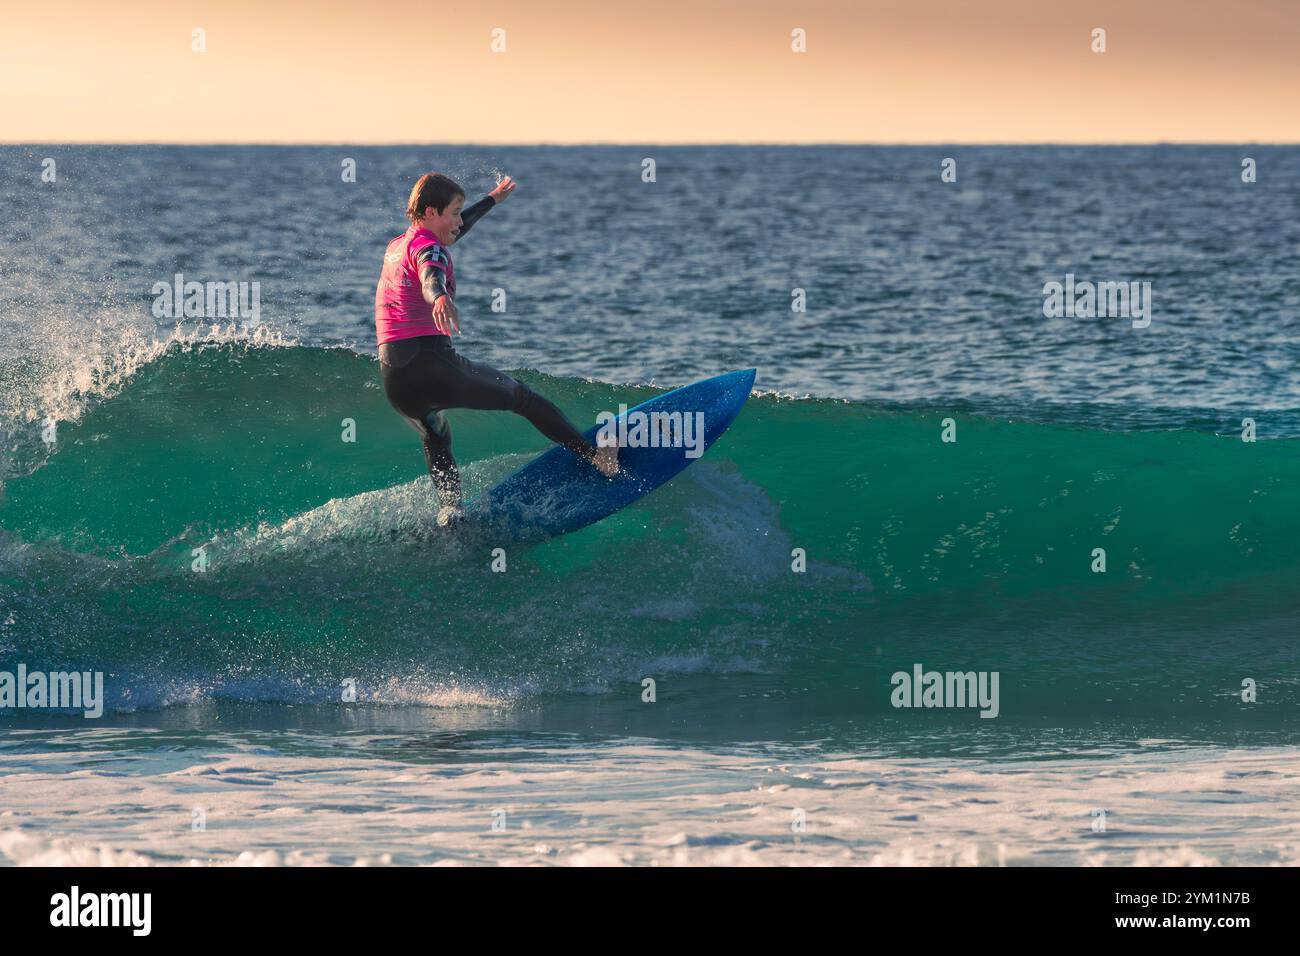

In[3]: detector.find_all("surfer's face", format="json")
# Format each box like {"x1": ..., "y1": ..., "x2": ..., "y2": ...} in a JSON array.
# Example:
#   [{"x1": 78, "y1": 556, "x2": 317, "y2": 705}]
[{"x1": 420, "y1": 196, "x2": 464, "y2": 245}]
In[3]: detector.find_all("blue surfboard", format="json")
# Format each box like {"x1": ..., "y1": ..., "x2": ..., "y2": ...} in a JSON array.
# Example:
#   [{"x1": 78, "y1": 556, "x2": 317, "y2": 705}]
[{"x1": 462, "y1": 368, "x2": 756, "y2": 542}]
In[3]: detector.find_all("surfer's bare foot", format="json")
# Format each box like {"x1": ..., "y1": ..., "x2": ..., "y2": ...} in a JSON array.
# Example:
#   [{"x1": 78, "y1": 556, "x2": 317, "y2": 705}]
[
  {"x1": 436, "y1": 504, "x2": 463, "y2": 527},
  {"x1": 592, "y1": 444, "x2": 619, "y2": 477}
]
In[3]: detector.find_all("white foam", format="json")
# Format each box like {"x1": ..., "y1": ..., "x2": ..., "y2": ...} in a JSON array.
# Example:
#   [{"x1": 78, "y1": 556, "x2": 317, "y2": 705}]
[{"x1": 2, "y1": 740, "x2": 1295, "y2": 867}]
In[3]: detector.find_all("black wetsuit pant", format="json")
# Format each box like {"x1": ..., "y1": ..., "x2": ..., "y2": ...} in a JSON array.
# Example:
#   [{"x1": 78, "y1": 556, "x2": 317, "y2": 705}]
[{"x1": 379, "y1": 334, "x2": 594, "y2": 504}]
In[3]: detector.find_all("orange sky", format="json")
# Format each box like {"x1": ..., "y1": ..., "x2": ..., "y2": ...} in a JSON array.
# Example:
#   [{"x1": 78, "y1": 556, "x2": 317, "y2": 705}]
[{"x1": 2, "y1": 0, "x2": 1297, "y2": 143}]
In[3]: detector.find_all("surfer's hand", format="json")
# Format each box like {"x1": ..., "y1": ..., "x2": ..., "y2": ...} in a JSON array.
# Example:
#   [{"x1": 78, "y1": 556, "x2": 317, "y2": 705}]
[
  {"x1": 490, "y1": 175, "x2": 517, "y2": 204},
  {"x1": 432, "y1": 295, "x2": 460, "y2": 335}
]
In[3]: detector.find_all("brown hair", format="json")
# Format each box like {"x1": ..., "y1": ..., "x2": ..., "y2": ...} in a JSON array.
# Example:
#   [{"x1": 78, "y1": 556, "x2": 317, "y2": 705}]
[{"x1": 406, "y1": 173, "x2": 466, "y2": 223}]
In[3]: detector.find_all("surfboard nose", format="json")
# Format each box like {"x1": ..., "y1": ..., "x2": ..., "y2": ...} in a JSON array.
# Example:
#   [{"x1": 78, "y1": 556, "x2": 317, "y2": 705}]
[
  {"x1": 719, "y1": 368, "x2": 757, "y2": 403},
  {"x1": 699, "y1": 369, "x2": 757, "y2": 441}
]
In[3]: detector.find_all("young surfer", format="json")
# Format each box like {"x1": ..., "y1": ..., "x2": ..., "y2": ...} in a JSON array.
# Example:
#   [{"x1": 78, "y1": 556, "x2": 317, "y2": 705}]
[{"x1": 375, "y1": 173, "x2": 618, "y2": 525}]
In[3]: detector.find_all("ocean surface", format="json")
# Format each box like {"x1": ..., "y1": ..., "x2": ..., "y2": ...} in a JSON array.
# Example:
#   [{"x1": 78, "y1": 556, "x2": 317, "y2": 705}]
[{"x1": 1, "y1": 145, "x2": 1298, "y2": 865}]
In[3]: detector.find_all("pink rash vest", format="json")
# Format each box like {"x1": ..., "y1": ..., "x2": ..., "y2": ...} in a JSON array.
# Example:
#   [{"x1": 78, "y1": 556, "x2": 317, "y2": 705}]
[{"x1": 374, "y1": 225, "x2": 455, "y2": 345}]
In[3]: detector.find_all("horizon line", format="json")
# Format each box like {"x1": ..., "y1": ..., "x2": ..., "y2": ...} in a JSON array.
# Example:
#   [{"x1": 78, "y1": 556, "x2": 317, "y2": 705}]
[{"x1": 4, "y1": 140, "x2": 1298, "y2": 148}]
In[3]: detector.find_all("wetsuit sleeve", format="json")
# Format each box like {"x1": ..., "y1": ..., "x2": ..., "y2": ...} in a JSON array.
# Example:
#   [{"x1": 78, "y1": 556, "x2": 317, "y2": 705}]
[
  {"x1": 455, "y1": 195, "x2": 496, "y2": 241},
  {"x1": 416, "y1": 244, "x2": 450, "y2": 303}
]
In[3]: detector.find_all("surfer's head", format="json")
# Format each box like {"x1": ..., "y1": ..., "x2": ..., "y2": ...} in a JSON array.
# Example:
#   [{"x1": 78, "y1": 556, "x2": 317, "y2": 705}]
[{"x1": 407, "y1": 173, "x2": 466, "y2": 245}]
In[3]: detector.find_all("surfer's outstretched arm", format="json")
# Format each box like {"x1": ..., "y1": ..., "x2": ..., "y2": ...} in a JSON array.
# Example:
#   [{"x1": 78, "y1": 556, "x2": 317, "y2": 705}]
[
  {"x1": 452, "y1": 175, "x2": 517, "y2": 244},
  {"x1": 453, "y1": 195, "x2": 495, "y2": 242}
]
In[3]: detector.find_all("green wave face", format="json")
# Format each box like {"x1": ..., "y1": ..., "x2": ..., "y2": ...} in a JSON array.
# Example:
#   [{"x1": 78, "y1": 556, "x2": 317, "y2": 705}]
[{"x1": 1, "y1": 342, "x2": 1298, "y2": 720}]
